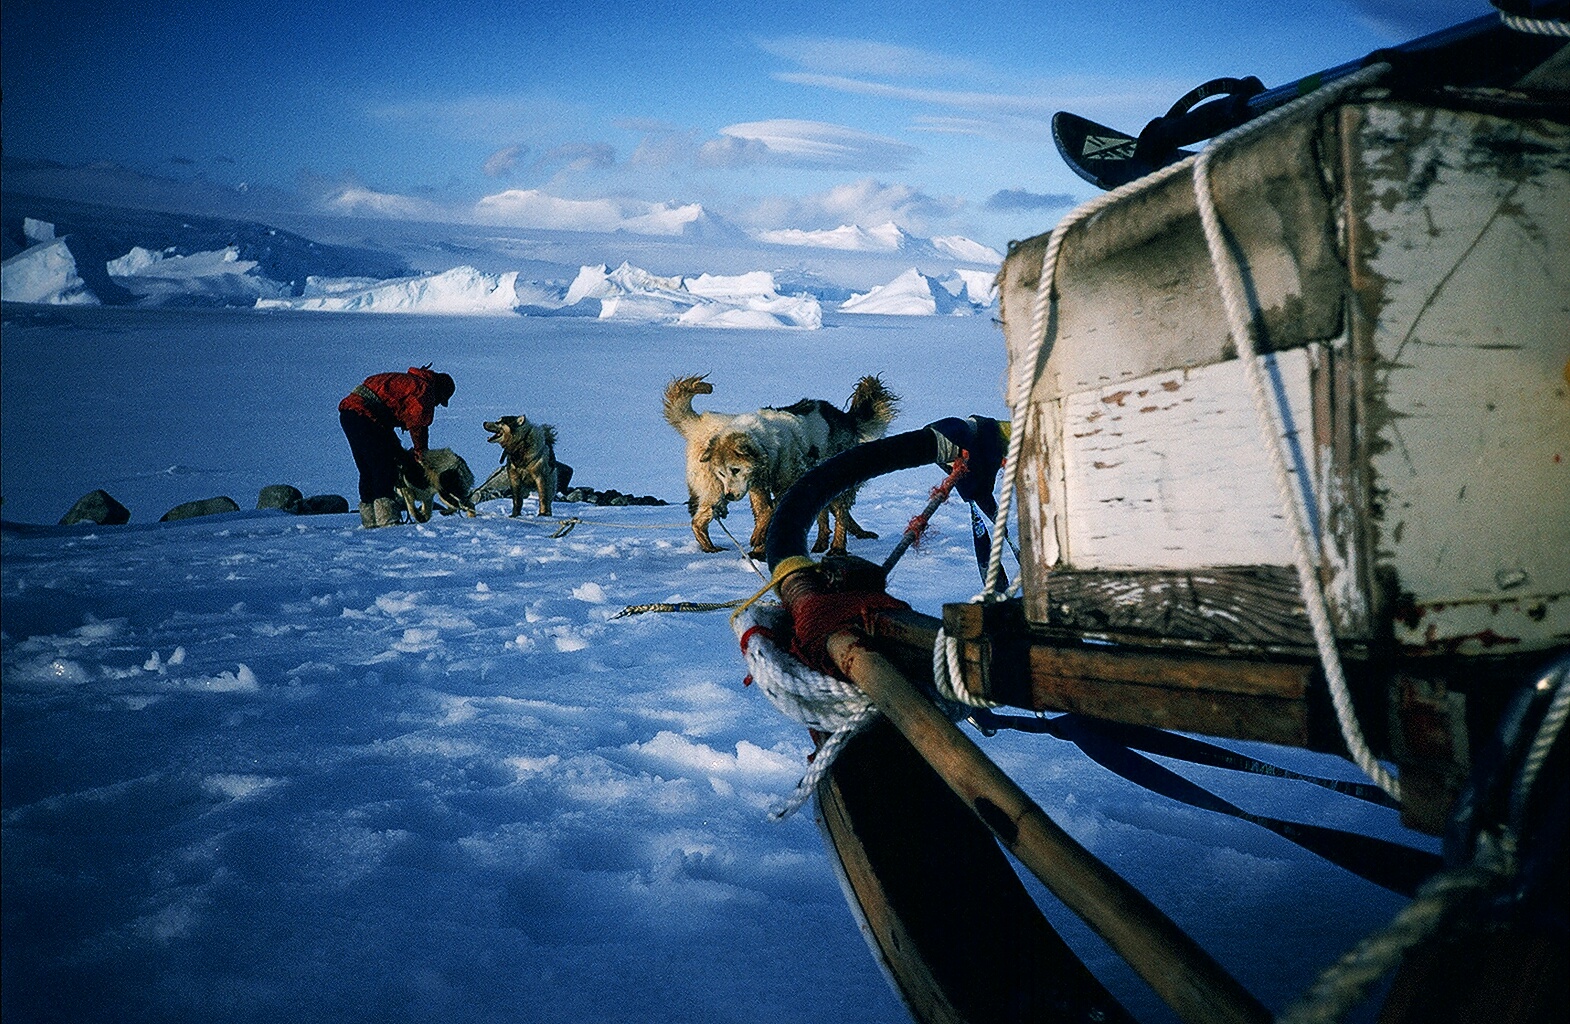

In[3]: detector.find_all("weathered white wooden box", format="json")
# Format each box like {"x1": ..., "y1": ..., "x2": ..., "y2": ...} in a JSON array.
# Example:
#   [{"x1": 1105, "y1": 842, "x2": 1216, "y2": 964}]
[{"x1": 997, "y1": 83, "x2": 1569, "y2": 659}]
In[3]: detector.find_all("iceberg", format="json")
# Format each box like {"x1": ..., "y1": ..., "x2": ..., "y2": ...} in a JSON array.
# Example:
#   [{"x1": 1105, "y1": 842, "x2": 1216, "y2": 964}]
[
  {"x1": 107, "y1": 245, "x2": 289, "y2": 305},
  {"x1": 256, "y1": 266, "x2": 522, "y2": 315},
  {"x1": 839, "y1": 267, "x2": 991, "y2": 316},
  {"x1": 1, "y1": 238, "x2": 100, "y2": 306},
  {"x1": 558, "y1": 262, "x2": 821, "y2": 328}
]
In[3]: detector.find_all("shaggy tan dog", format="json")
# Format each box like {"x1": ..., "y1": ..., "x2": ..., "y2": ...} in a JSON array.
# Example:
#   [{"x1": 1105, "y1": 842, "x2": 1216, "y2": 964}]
[
  {"x1": 395, "y1": 447, "x2": 476, "y2": 523},
  {"x1": 483, "y1": 415, "x2": 561, "y2": 517},
  {"x1": 662, "y1": 374, "x2": 899, "y2": 556}
]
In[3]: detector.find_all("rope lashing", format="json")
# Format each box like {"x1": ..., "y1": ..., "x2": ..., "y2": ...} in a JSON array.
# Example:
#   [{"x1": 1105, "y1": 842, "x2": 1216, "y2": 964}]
[
  {"x1": 733, "y1": 603, "x2": 880, "y2": 819},
  {"x1": 1280, "y1": 661, "x2": 1569, "y2": 1023},
  {"x1": 931, "y1": 625, "x2": 1001, "y2": 708},
  {"x1": 987, "y1": 57, "x2": 1399, "y2": 800},
  {"x1": 882, "y1": 450, "x2": 970, "y2": 572},
  {"x1": 1502, "y1": 9, "x2": 1570, "y2": 36},
  {"x1": 1276, "y1": 830, "x2": 1517, "y2": 1024},
  {"x1": 1191, "y1": 61, "x2": 1399, "y2": 801},
  {"x1": 613, "y1": 599, "x2": 744, "y2": 618},
  {"x1": 782, "y1": 587, "x2": 912, "y2": 677}
]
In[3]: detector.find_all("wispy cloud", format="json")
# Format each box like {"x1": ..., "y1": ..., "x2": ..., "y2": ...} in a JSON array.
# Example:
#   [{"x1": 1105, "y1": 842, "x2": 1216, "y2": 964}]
[
  {"x1": 715, "y1": 120, "x2": 918, "y2": 171},
  {"x1": 755, "y1": 36, "x2": 984, "y2": 78},
  {"x1": 984, "y1": 188, "x2": 1077, "y2": 212},
  {"x1": 774, "y1": 72, "x2": 1061, "y2": 117},
  {"x1": 532, "y1": 142, "x2": 616, "y2": 176},
  {"x1": 482, "y1": 144, "x2": 528, "y2": 178}
]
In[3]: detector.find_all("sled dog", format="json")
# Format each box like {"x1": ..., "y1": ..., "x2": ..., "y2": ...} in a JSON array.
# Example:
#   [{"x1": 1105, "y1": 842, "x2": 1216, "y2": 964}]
[
  {"x1": 396, "y1": 447, "x2": 477, "y2": 522},
  {"x1": 662, "y1": 374, "x2": 899, "y2": 556},
  {"x1": 483, "y1": 415, "x2": 566, "y2": 517}
]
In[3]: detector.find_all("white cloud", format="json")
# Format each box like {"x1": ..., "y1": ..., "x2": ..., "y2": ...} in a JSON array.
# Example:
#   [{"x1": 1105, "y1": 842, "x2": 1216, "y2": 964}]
[
  {"x1": 755, "y1": 36, "x2": 984, "y2": 78},
  {"x1": 742, "y1": 178, "x2": 959, "y2": 235},
  {"x1": 320, "y1": 185, "x2": 444, "y2": 220},
  {"x1": 472, "y1": 188, "x2": 704, "y2": 236}
]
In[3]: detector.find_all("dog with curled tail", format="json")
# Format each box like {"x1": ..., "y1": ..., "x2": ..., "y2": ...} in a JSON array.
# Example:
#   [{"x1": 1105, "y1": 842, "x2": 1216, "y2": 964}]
[{"x1": 662, "y1": 374, "x2": 898, "y2": 556}]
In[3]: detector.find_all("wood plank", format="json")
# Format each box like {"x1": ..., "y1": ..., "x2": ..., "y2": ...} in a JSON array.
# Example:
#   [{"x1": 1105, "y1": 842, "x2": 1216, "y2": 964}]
[
  {"x1": 821, "y1": 631, "x2": 1272, "y2": 1024},
  {"x1": 1058, "y1": 350, "x2": 1317, "y2": 572},
  {"x1": 817, "y1": 719, "x2": 1137, "y2": 1024},
  {"x1": 1038, "y1": 565, "x2": 1316, "y2": 652}
]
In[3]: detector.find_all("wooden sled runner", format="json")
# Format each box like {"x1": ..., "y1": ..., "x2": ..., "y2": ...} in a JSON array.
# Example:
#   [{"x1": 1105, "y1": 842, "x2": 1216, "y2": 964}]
[{"x1": 742, "y1": 15, "x2": 1569, "y2": 1024}]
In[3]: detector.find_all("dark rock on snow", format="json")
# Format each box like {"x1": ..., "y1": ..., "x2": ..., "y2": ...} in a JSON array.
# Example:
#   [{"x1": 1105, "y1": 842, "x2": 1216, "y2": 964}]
[
  {"x1": 59, "y1": 489, "x2": 131, "y2": 526},
  {"x1": 257, "y1": 484, "x2": 305, "y2": 512},
  {"x1": 161, "y1": 496, "x2": 241, "y2": 522}
]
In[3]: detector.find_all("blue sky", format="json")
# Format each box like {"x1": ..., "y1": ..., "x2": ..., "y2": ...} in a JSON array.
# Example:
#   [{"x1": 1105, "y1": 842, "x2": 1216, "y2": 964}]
[{"x1": 2, "y1": 0, "x2": 1497, "y2": 249}]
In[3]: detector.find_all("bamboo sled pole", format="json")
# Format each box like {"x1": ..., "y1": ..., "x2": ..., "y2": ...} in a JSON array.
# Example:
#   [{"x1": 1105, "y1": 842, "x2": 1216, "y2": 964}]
[{"x1": 820, "y1": 628, "x2": 1272, "y2": 1024}]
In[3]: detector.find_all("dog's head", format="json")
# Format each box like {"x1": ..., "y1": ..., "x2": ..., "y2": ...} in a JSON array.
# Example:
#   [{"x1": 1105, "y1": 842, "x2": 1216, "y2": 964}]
[
  {"x1": 484, "y1": 416, "x2": 526, "y2": 446},
  {"x1": 701, "y1": 431, "x2": 763, "y2": 500}
]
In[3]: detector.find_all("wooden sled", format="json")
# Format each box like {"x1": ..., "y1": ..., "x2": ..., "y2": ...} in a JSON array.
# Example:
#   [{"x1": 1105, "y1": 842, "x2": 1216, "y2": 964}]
[{"x1": 749, "y1": 22, "x2": 1569, "y2": 1024}]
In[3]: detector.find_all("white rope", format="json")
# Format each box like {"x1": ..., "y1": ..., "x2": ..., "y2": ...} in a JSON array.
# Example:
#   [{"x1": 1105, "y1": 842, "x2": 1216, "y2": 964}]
[
  {"x1": 733, "y1": 604, "x2": 879, "y2": 818},
  {"x1": 930, "y1": 627, "x2": 1001, "y2": 708},
  {"x1": 1510, "y1": 655, "x2": 1570, "y2": 830},
  {"x1": 1192, "y1": 62, "x2": 1400, "y2": 801},
  {"x1": 1502, "y1": 10, "x2": 1570, "y2": 36},
  {"x1": 1277, "y1": 829, "x2": 1515, "y2": 1024},
  {"x1": 983, "y1": 156, "x2": 1200, "y2": 599}
]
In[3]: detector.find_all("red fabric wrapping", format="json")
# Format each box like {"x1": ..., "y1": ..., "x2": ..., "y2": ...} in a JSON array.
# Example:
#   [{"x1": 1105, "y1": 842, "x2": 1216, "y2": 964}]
[{"x1": 786, "y1": 590, "x2": 910, "y2": 676}]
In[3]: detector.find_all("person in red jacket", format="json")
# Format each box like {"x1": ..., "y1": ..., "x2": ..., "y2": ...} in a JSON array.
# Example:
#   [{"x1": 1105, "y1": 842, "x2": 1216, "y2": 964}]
[{"x1": 339, "y1": 364, "x2": 456, "y2": 527}]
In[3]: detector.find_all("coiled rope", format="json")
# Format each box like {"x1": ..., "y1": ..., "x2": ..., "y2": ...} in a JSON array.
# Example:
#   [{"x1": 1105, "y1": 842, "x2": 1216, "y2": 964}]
[{"x1": 733, "y1": 603, "x2": 879, "y2": 818}]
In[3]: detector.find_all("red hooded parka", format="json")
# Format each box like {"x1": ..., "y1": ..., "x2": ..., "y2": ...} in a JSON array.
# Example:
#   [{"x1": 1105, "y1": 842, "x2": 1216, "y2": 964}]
[{"x1": 339, "y1": 366, "x2": 451, "y2": 455}]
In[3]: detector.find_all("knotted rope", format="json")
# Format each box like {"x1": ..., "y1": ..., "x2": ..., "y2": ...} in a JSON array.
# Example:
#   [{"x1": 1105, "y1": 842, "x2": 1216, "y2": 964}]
[{"x1": 733, "y1": 603, "x2": 880, "y2": 819}]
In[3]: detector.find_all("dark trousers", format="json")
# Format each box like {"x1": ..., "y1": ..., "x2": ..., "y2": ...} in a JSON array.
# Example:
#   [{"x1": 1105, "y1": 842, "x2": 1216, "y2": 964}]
[{"x1": 340, "y1": 409, "x2": 403, "y2": 504}]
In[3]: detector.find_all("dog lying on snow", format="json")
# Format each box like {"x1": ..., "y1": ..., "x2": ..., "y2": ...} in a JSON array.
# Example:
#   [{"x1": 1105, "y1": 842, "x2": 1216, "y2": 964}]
[
  {"x1": 662, "y1": 374, "x2": 899, "y2": 556},
  {"x1": 480, "y1": 415, "x2": 572, "y2": 517},
  {"x1": 395, "y1": 447, "x2": 477, "y2": 522}
]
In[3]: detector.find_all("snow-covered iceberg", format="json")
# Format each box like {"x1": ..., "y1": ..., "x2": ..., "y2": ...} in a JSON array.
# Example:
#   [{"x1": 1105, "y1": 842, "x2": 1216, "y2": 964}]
[
  {"x1": 256, "y1": 266, "x2": 523, "y2": 315},
  {"x1": 839, "y1": 267, "x2": 994, "y2": 316},
  {"x1": 108, "y1": 245, "x2": 289, "y2": 305},
  {"x1": 559, "y1": 262, "x2": 821, "y2": 329},
  {"x1": 1, "y1": 236, "x2": 100, "y2": 306},
  {"x1": 253, "y1": 260, "x2": 822, "y2": 328}
]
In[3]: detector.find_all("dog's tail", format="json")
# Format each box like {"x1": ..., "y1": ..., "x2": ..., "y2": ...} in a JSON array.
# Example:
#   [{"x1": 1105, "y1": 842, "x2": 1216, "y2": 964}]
[
  {"x1": 846, "y1": 374, "x2": 901, "y2": 441},
  {"x1": 662, "y1": 374, "x2": 714, "y2": 434},
  {"x1": 541, "y1": 423, "x2": 558, "y2": 448}
]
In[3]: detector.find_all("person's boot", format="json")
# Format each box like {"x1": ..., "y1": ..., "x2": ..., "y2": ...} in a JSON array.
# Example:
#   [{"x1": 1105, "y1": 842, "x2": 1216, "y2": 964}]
[
  {"x1": 371, "y1": 496, "x2": 400, "y2": 527},
  {"x1": 358, "y1": 502, "x2": 377, "y2": 528}
]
